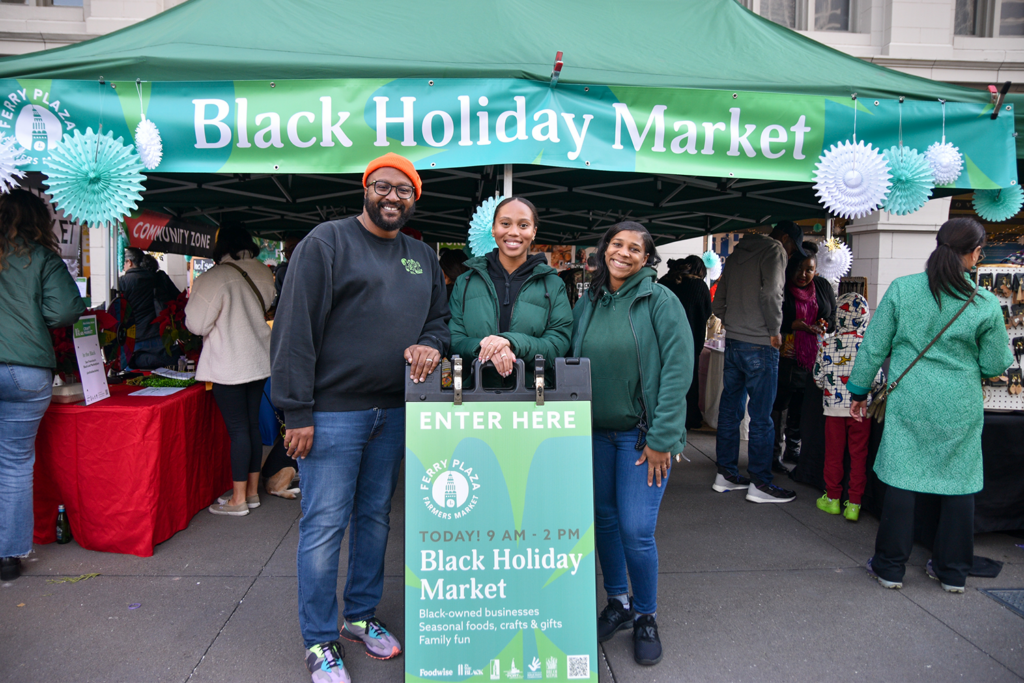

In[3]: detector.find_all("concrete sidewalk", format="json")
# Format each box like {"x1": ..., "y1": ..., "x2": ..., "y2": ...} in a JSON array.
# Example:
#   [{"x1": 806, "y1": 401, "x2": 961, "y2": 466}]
[{"x1": 3, "y1": 431, "x2": 1023, "y2": 683}]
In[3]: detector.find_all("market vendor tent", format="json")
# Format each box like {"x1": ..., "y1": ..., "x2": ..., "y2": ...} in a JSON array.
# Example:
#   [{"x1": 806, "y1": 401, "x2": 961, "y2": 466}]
[{"x1": 0, "y1": 0, "x2": 1016, "y2": 243}]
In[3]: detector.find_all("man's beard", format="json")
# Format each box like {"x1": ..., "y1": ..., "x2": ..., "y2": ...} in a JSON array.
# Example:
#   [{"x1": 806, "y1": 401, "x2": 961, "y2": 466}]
[{"x1": 364, "y1": 195, "x2": 415, "y2": 232}]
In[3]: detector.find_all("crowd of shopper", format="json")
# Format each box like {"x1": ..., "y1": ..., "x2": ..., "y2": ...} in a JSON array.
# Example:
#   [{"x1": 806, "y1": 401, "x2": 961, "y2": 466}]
[{"x1": 0, "y1": 151, "x2": 1012, "y2": 683}]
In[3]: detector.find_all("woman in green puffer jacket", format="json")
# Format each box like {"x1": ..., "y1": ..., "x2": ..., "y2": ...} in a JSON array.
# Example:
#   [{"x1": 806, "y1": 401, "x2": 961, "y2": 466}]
[
  {"x1": 0, "y1": 190, "x2": 85, "y2": 581},
  {"x1": 448, "y1": 197, "x2": 572, "y2": 380},
  {"x1": 570, "y1": 221, "x2": 691, "y2": 668}
]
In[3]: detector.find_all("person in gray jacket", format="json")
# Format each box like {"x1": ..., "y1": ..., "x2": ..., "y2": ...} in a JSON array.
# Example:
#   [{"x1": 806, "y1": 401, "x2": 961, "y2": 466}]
[{"x1": 710, "y1": 221, "x2": 804, "y2": 503}]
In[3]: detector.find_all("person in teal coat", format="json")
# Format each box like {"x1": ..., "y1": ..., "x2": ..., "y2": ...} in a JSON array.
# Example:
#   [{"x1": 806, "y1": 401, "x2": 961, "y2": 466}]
[
  {"x1": 0, "y1": 190, "x2": 85, "y2": 581},
  {"x1": 448, "y1": 197, "x2": 572, "y2": 378},
  {"x1": 849, "y1": 218, "x2": 1012, "y2": 594},
  {"x1": 569, "y1": 221, "x2": 691, "y2": 667}
]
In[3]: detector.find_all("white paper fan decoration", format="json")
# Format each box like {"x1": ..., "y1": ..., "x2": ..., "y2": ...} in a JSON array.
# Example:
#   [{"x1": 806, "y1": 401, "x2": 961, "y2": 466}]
[
  {"x1": 134, "y1": 116, "x2": 163, "y2": 170},
  {"x1": 817, "y1": 237, "x2": 853, "y2": 280},
  {"x1": 925, "y1": 141, "x2": 963, "y2": 186},
  {"x1": 468, "y1": 195, "x2": 503, "y2": 257},
  {"x1": 0, "y1": 135, "x2": 28, "y2": 193},
  {"x1": 701, "y1": 250, "x2": 722, "y2": 281},
  {"x1": 813, "y1": 140, "x2": 891, "y2": 220}
]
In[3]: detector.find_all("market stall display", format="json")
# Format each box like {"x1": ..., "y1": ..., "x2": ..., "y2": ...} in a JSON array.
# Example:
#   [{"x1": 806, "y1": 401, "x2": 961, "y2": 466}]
[
  {"x1": 32, "y1": 383, "x2": 232, "y2": 557},
  {"x1": 977, "y1": 265, "x2": 1024, "y2": 411}
]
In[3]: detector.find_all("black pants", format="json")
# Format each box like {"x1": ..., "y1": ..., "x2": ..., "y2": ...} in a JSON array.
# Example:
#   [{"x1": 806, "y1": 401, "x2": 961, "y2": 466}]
[
  {"x1": 872, "y1": 484, "x2": 974, "y2": 587},
  {"x1": 212, "y1": 380, "x2": 265, "y2": 482},
  {"x1": 686, "y1": 355, "x2": 702, "y2": 429},
  {"x1": 771, "y1": 358, "x2": 807, "y2": 461}
]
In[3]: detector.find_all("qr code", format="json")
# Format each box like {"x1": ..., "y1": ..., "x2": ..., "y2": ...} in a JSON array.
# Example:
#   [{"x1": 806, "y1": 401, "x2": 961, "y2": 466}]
[{"x1": 567, "y1": 655, "x2": 590, "y2": 679}]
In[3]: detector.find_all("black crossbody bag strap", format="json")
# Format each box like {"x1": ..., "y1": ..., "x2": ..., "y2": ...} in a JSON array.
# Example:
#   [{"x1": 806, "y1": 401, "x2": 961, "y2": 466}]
[
  {"x1": 889, "y1": 286, "x2": 977, "y2": 392},
  {"x1": 222, "y1": 262, "x2": 268, "y2": 313}
]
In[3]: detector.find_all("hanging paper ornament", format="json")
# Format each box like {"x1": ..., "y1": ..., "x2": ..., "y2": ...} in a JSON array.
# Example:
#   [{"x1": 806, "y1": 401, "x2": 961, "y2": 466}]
[
  {"x1": 134, "y1": 116, "x2": 163, "y2": 170},
  {"x1": 468, "y1": 195, "x2": 503, "y2": 257},
  {"x1": 43, "y1": 127, "x2": 146, "y2": 228},
  {"x1": 925, "y1": 141, "x2": 963, "y2": 186},
  {"x1": 0, "y1": 135, "x2": 28, "y2": 194},
  {"x1": 813, "y1": 140, "x2": 891, "y2": 220},
  {"x1": 881, "y1": 146, "x2": 934, "y2": 216},
  {"x1": 817, "y1": 237, "x2": 853, "y2": 281},
  {"x1": 973, "y1": 184, "x2": 1024, "y2": 223},
  {"x1": 701, "y1": 250, "x2": 722, "y2": 281},
  {"x1": 116, "y1": 226, "x2": 128, "y2": 272}
]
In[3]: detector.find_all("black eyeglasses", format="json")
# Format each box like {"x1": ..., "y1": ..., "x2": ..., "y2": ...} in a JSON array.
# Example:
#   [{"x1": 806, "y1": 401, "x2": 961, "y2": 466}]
[{"x1": 370, "y1": 180, "x2": 415, "y2": 200}]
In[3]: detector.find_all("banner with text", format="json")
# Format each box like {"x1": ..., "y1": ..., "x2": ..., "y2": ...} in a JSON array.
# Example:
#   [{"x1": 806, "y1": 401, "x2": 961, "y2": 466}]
[
  {"x1": 124, "y1": 210, "x2": 216, "y2": 258},
  {"x1": 405, "y1": 401, "x2": 596, "y2": 682},
  {"x1": 0, "y1": 78, "x2": 1015, "y2": 188}
]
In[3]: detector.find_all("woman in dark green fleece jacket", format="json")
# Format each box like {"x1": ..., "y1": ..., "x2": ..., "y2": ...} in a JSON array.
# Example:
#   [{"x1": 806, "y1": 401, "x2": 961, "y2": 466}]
[
  {"x1": 0, "y1": 190, "x2": 85, "y2": 580},
  {"x1": 448, "y1": 197, "x2": 573, "y2": 378},
  {"x1": 570, "y1": 221, "x2": 691, "y2": 667}
]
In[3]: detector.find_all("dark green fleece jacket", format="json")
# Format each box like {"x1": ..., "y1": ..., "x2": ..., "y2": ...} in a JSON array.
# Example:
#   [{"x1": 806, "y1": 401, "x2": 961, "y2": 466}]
[
  {"x1": 571, "y1": 268, "x2": 692, "y2": 455},
  {"x1": 0, "y1": 240, "x2": 85, "y2": 369},
  {"x1": 448, "y1": 255, "x2": 573, "y2": 364}
]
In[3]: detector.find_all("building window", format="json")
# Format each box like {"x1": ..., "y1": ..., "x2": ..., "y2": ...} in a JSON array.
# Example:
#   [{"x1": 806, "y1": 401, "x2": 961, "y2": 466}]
[
  {"x1": 955, "y1": 0, "x2": 980, "y2": 34},
  {"x1": 762, "y1": 0, "x2": 800, "y2": 28},
  {"x1": 1002, "y1": 0, "x2": 1024, "y2": 34},
  {"x1": 814, "y1": 0, "x2": 851, "y2": 31}
]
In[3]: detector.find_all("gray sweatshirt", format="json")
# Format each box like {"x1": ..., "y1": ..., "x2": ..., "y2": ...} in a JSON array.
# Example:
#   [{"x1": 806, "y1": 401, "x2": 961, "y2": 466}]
[{"x1": 711, "y1": 233, "x2": 786, "y2": 346}]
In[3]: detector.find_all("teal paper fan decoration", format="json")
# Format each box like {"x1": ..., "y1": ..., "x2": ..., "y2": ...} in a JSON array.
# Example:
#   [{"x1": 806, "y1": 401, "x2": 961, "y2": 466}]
[
  {"x1": 43, "y1": 127, "x2": 146, "y2": 228},
  {"x1": 701, "y1": 250, "x2": 722, "y2": 280},
  {"x1": 881, "y1": 146, "x2": 934, "y2": 216},
  {"x1": 973, "y1": 184, "x2": 1024, "y2": 223},
  {"x1": 468, "y1": 195, "x2": 503, "y2": 257}
]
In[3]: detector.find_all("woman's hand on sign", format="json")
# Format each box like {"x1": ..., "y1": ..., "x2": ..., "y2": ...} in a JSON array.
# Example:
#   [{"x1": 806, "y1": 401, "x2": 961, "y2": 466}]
[
  {"x1": 637, "y1": 445, "x2": 671, "y2": 488},
  {"x1": 284, "y1": 426, "x2": 314, "y2": 459},
  {"x1": 405, "y1": 344, "x2": 441, "y2": 384},
  {"x1": 478, "y1": 335, "x2": 515, "y2": 377},
  {"x1": 850, "y1": 400, "x2": 867, "y2": 423}
]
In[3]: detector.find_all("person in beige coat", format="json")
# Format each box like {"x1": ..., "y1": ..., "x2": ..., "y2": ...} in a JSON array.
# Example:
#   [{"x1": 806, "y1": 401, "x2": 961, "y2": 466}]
[{"x1": 185, "y1": 224, "x2": 275, "y2": 516}]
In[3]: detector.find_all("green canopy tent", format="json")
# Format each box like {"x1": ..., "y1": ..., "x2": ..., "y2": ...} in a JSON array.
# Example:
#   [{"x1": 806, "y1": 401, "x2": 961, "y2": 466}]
[{"x1": 0, "y1": 0, "x2": 1016, "y2": 245}]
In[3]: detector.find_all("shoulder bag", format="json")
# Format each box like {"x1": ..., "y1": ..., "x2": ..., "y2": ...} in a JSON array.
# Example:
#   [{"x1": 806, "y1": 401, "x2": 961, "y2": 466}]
[
  {"x1": 222, "y1": 262, "x2": 272, "y2": 321},
  {"x1": 867, "y1": 287, "x2": 977, "y2": 423}
]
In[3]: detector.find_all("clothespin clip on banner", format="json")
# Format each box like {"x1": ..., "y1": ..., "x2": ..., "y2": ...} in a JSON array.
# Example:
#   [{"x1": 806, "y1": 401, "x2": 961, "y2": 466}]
[
  {"x1": 453, "y1": 356, "x2": 463, "y2": 406},
  {"x1": 550, "y1": 51, "x2": 563, "y2": 88},
  {"x1": 535, "y1": 355, "x2": 545, "y2": 406}
]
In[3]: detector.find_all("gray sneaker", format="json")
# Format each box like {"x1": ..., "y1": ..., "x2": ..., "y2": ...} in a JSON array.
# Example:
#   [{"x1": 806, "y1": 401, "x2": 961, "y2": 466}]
[
  {"x1": 216, "y1": 492, "x2": 260, "y2": 508},
  {"x1": 342, "y1": 617, "x2": 402, "y2": 660},
  {"x1": 305, "y1": 641, "x2": 351, "y2": 683},
  {"x1": 925, "y1": 560, "x2": 965, "y2": 593},
  {"x1": 712, "y1": 473, "x2": 751, "y2": 492}
]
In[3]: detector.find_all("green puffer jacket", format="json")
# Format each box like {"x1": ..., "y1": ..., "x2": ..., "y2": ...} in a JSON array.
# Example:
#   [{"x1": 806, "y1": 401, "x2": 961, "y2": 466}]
[
  {"x1": 571, "y1": 270, "x2": 692, "y2": 455},
  {"x1": 0, "y1": 240, "x2": 86, "y2": 368},
  {"x1": 448, "y1": 257, "x2": 573, "y2": 365}
]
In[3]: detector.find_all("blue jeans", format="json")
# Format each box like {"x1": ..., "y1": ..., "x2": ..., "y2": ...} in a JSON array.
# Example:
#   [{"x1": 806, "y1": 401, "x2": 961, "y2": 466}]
[
  {"x1": 296, "y1": 407, "x2": 404, "y2": 647},
  {"x1": 0, "y1": 364, "x2": 52, "y2": 558},
  {"x1": 715, "y1": 339, "x2": 779, "y2": 486},
  {"x1": 592, "y1": 428, "x2": 669, "y2": 615}
]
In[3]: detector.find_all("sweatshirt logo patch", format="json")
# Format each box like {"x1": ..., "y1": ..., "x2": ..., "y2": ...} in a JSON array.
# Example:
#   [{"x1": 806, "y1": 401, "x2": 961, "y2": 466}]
[{"x1": 402, "y1": 258, "x2": 423, "y2": 274}]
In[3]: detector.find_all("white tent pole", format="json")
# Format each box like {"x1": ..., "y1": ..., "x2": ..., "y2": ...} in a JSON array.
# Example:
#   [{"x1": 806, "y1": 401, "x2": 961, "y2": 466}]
[{"x1": 503, "y1": 163, "x2": 513, "y2": 197}]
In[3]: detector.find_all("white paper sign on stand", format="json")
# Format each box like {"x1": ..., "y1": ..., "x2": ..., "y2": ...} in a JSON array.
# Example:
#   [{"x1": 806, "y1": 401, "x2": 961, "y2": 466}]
[{"x1": 72, "y1": 315, "x2": 110, "y2": 405}]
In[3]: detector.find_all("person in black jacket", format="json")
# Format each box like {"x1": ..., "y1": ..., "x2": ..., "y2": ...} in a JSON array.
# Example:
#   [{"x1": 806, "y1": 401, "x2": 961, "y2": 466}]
[
  {"x1": 120, "y1": 248, "x2": 178, "y2": 369},
  {"x1": 659, "y1": 256, "x2": 712, "y2": 429},
  {"x1": 142, "y1": 253, "x2": 180, "y2": 316},
  {"x1": 771, "y1": 242, "x2": 836, "y2": 471}
]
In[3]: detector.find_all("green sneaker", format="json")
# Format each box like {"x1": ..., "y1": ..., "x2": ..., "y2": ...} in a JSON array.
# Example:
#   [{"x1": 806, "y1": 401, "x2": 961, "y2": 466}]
[
  {"x1": 843, "y1": 501, "x2": 861, "y2": 522},
  {"x1": 816, "y1": 494, "x2": 840, "y2": 515}
]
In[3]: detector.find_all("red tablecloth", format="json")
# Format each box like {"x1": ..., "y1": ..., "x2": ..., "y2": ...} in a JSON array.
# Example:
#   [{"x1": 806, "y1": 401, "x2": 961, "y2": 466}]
[{"x1": 33, "y1": 383, "x2": 232, "y2": 557}]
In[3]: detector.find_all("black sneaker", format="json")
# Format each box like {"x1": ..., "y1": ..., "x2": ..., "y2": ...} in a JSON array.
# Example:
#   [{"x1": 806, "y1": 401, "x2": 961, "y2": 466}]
[
  {"x1": 712, "y1": 473, "x2": 751, "y2": 492},
  {"x1": 771, "y1": 459, "x2": 788, "y2": 473},
  {"x1": 1, "y1": 557, "x2": 20, "y2": 581},
  {"x1": 632, "y1": 614, "x2": 663, "y2": 665},
  {"x1": 596, "y1": 597, "x2": 634, "y2": 642},
  {"x1": 745, "y1": 482, "x2": 796, "y2": 503}
]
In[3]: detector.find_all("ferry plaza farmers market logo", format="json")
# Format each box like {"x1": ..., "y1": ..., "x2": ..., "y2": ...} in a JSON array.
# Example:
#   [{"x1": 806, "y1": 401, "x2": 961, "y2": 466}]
[
  {"x1": 421, "y1": 458, "x2": 480, "y2": 520},
  {"x1": 1, "y1": 86, "x2": 77, "y2": 159}
]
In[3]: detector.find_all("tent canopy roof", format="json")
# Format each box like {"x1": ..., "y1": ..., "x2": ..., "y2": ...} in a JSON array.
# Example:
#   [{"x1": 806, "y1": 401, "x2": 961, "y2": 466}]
[
  {"x1": 1, "y1": 0, "x2": 1013, "y2": 241},
  {"x1": 0, "y1": 0, "x2": 993, "y2": 104}
]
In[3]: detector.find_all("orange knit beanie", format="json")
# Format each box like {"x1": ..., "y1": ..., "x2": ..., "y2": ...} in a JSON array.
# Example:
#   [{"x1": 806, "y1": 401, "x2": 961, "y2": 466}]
[{"x1": 362, "y1": 153, "x2": 422, "y2": 199}]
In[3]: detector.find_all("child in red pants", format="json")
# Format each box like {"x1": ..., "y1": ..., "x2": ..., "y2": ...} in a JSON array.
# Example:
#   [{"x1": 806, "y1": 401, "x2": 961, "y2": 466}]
[{"x1": 811, "y1": 293, "x2": 883, "y2": 521}]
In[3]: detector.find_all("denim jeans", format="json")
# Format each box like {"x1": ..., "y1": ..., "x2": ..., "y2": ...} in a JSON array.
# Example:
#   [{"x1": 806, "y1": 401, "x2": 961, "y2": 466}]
[
  {"x1": 716, "y1": 339, "x2": 779, "y2": 486},
  {"x1": 0, "y1": 364, "x2": 53, "y2": 558},
  {"x1": 592, "y1": 428, "x2": 669, "y2": 615},
  {"x1": 296, "y1": 407, "x2": 404, "y2": 647}
]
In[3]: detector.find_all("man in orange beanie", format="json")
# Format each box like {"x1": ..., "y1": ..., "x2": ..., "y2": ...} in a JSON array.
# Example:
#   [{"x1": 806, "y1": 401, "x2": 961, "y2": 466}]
[{"x1": 272, "y1": 152, "x2": 449, "y2": 683}]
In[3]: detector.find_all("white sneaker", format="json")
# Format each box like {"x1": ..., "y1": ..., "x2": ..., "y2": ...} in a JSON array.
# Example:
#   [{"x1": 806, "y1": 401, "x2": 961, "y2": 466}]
[{"x1": 712, "y1": 473, "x2": 751, "y2": 492}]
